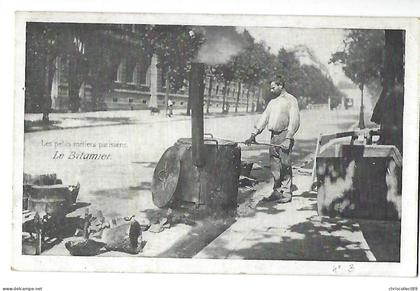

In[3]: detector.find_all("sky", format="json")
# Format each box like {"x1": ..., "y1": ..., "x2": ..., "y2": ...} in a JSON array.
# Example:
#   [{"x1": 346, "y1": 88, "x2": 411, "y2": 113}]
[{"x1": 246, "y1": 27, "x2": 350, "y2": 84}]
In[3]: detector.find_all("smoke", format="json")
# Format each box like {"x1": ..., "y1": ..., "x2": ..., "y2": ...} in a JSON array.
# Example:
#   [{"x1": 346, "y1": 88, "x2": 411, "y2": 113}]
[{"x1": 194, "y1": 26, "x2": 249, "y2": 65}]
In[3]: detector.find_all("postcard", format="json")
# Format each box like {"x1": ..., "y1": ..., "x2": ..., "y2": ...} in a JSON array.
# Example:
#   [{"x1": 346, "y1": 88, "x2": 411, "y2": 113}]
[{"x1": 12, "y1": 12, "x2": 419, "y2": 276}]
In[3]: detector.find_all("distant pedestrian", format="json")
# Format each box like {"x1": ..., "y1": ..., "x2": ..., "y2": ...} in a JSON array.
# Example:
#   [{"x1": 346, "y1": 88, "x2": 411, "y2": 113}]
[
  {"x1": 167, "y1": 99, "x2": 174, "y2": 117},
  {"x1": 224, "y1": 101, "x2": 230, "y2": 114},
  {"x1": 245, "y1": 75, "x2": 300, "y2": 203}
]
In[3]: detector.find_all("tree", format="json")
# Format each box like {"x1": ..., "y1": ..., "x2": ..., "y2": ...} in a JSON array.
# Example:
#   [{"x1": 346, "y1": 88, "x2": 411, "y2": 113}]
[
  {"x1": 299, "y1": 65, "x2": 341, "y2": 103},
  {"x1": 150, "y1": 25, "x2": 204, "y2": 91},
  {"x1": 371, "y1": 30, "x2": 405, "y2": 152},
  {"x1": 26, "y1": 23, "x2": 63, "y2": 120},
  {"x1": 212, "y1": 62, "x2": 235, "y2": 113},
  {"x1": 133, "y1": 25, "x2": 204, "y2": 115},
  {"x1": 26, "y1": 23, "x2": 96, "y2": 116},
  {"x1": 330, "y1": 29, "x2": 385, "y2": 128},
  {"x1": 63, "y1": 24, "x2": 89, "y2": 113},
  {"x1": 79, "y1": 25, "x2": 124, "y2": 111},
  {"x1": 233, "y1": 34, "x2": 274, "y2": 111},
  {"x1": 272, "y1": 48, "x2": 302, "y2": 98}
]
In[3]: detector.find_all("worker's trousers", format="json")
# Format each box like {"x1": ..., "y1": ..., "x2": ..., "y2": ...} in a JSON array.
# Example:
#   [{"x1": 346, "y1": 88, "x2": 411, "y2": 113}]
[{"x1": 269, "y1": 130, "x2": 294, "y2": 198}]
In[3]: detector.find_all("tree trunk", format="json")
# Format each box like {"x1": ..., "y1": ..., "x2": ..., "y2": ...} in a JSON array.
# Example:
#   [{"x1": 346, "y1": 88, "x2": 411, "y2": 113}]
[
  {"x1": 91, "y1": 72, "x2": 101, "y2": 111},
  {"x1": 222, "y1": 80, "x2": 228, "y2": 113},
  {"x1": 256, "y1": 87, "x2": 261, "y2": 112},
  {"x1": 235, "y1": 82, "x2": 241, "y2": 113},
  {"x1": 187, "y1": 80, "x2": 192, "y2": 116},
  {"x1": 373, "y1": 30, "x2": 405, "y2": 152},
  {"x1": 358, "y1": 84, "x2": 365, "y2": 129},
  {"x1": 206, "y1": 76, "x2": 213, "y2": 114},
  {"x1": 246, "y1": 87, "x2": 250, "y2": 112},
  {"x1": 42, "y1": 53, "x2": 54, "y2": 122},
  {"x1": 68, "y1": 56, "x2": 83, "y2": 113},
  {"x1": 255, "y1": 88, "x2": 261, "y2": 111},
  {"x1": 165, "y1": 71, "x2": 170, "y2": 116}
]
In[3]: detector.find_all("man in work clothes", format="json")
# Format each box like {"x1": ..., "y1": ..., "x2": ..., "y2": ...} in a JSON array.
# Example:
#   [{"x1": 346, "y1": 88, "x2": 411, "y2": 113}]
[{"x1": 245, "y1": 76, "x2": 300, "y2": 203}]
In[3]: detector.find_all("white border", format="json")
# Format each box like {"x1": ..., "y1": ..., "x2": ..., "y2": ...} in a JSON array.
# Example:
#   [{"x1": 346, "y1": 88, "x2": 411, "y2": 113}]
[{"x1": 12, "y1": 12, "x2": 419, "y2": 277}]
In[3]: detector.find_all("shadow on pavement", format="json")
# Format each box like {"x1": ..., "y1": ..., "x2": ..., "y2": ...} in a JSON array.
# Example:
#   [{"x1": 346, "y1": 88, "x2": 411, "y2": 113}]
[
  {"x1": 129, "y1": 182, "x2": 152, "y2": 191},
  {"x1": 291, "y1": 138, "x2": 318, "y2": 162},
  {"x1": 357, "y1": 219, "x2": 401, "y2": 262},
  {"x1": 157, "y1": 217, "x2": 235, "y2": 258},
  {"x1": 90, "y1": 186, "x2": 148, "y2": 200},
  {"x1": 213, "y1": 215, "x2": 372, "y2": 261}
]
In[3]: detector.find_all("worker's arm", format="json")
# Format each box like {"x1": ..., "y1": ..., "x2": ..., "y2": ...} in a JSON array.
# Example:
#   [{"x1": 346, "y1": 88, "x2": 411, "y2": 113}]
[
  {"x1": 286, "y1": 97, "x2": 300, "y2": 139},
  {"x1": 245, "y1": 102, "x2": 270, "y2": 145},
  {"x1": 252, "y1": 101, "x2": 271, "y2": 136}
]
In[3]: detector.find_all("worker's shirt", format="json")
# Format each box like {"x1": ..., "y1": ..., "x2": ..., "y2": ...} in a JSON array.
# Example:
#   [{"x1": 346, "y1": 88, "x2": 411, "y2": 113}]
[{"x1": 253, "y1": 90, "x2": 300, "y2": 139}]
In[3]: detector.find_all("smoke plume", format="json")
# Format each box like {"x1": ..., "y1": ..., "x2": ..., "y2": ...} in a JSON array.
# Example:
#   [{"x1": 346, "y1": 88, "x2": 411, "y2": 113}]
[{"x1": 194, "y1": 26, "x2": 249, "y2": 65}]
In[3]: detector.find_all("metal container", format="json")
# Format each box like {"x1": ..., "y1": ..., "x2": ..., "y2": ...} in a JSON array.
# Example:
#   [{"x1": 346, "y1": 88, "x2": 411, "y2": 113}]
[
  {"x1": 152, "y1": 63, "x2": 241, "y2": 211},
  {"x1": 27, "y1": 184, "x2": 80, "y2": 217},
  {"x1": 316, "y1": 144, "x2": 402, "y2": 220},
  {"x1": 174, "y1": 136, "x2": 241, "y2": 209}
]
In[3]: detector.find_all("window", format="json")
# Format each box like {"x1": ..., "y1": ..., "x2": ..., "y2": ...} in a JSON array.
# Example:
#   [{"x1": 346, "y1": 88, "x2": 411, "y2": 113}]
[
  {"x1": 129, "y1": 98, "x2": 134, "y2": 103},
  {"x1": 133, "y1": 64, "x2": 140, "y2": 84},
  {"x1": 180, "y1": 102, "x2": 184, "y2": 105},
  {"x1": 142, "y1": 100, "x2": 147, "y2": 104},
  {"x1": 133, "y1": 63, "x2": 146, "y2": 85},
  {"x1": 113, "y1": 98, "x2": 118, "y2": 102},
  {"x1": 126, "y1": 61, "x2": 136, "y2": 84},
  {"x1": 145, "y1": 65, "x2": 151, "y2": 86},
  {"x1": 116, "y1": 59, "x2": 126, "y2": 82}
]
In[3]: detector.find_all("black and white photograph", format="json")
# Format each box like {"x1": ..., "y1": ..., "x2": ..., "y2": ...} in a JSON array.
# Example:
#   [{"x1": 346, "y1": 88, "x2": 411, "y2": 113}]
[{"x1": 10, "y1": 12, "x2": 419, "y2": 277}]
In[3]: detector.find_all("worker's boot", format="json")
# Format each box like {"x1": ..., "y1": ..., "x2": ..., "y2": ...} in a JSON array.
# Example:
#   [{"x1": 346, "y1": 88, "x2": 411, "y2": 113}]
[
  {"x1": 278, "y1": 192, "x2": 292, "y2": 203},
  {"x1": 262, "y1": 190, "x2": 283, "y2": 202}
]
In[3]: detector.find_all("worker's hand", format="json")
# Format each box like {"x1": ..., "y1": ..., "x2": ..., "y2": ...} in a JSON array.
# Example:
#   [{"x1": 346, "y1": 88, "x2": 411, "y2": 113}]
[
  {"x1": 244, "y1": 133, "x2": 256, "y2": 146},
  {"x1": 279, "y1": 138, "x2": 292, "y2": 151}
]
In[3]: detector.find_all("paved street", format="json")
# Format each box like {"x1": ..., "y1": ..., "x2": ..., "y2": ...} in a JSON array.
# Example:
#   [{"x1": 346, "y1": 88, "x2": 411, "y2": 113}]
[{"x1": 22, "y1": 107, "x2": 399, "y2": 261}]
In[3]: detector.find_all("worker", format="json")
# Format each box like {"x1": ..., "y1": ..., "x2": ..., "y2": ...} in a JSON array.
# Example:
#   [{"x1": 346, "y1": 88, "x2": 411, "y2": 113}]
[{"x1": 245, "y1": 75, "x2": 300, "y2": 203}]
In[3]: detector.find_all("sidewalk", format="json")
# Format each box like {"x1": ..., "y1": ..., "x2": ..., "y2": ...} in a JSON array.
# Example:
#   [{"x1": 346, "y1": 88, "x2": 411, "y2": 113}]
[
  {"x1": 24, "y1": 107, "x2": 254, "y2": 132},
  {"x1": 195, "y1": 166, "x2": 400, "y2": 262}
]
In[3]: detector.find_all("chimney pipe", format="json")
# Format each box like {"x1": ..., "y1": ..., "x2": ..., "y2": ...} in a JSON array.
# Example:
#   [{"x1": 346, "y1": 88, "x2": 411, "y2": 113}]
[{"x1": 190, "y1": 62, "x2": 205, "y2": 168}]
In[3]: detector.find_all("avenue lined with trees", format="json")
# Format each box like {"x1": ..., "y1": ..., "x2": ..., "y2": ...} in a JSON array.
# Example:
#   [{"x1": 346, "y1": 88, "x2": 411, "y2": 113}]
[{"x1": 26, "y1": 23, "x2": 348, "y2": 120}]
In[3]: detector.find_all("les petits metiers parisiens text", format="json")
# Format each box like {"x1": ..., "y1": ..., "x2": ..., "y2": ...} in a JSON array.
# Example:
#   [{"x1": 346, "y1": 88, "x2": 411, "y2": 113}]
[{"x1": 41, "y1": 139, "x2": 127, "y2": 161}]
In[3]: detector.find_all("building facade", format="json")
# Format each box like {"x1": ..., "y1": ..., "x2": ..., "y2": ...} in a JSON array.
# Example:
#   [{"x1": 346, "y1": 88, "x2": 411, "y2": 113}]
[
  {"x1": 43, "y1": 24, "x2": 261, "y2": 113},
  {"x1": 50, "y1": 55, "x2": 262, "y2": 113}
]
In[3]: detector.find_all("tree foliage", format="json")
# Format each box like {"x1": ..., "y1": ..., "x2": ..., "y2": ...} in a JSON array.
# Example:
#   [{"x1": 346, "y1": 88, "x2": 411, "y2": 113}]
[
  {"x1": 148, "y1": 25, "x2": 204, "y2": 91},
  {"x1": 330, "y1": 29, "x2": 385, "y2": 90},
  {"x1": 211, "y1": 34, "x2": 342, "y2": 107},
  {"x1": 233, "y1": 31, "x2": 273, "y2": 86},
  {"x1": 25, "y1": 23, "x2": 90, "y2": 115}
]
